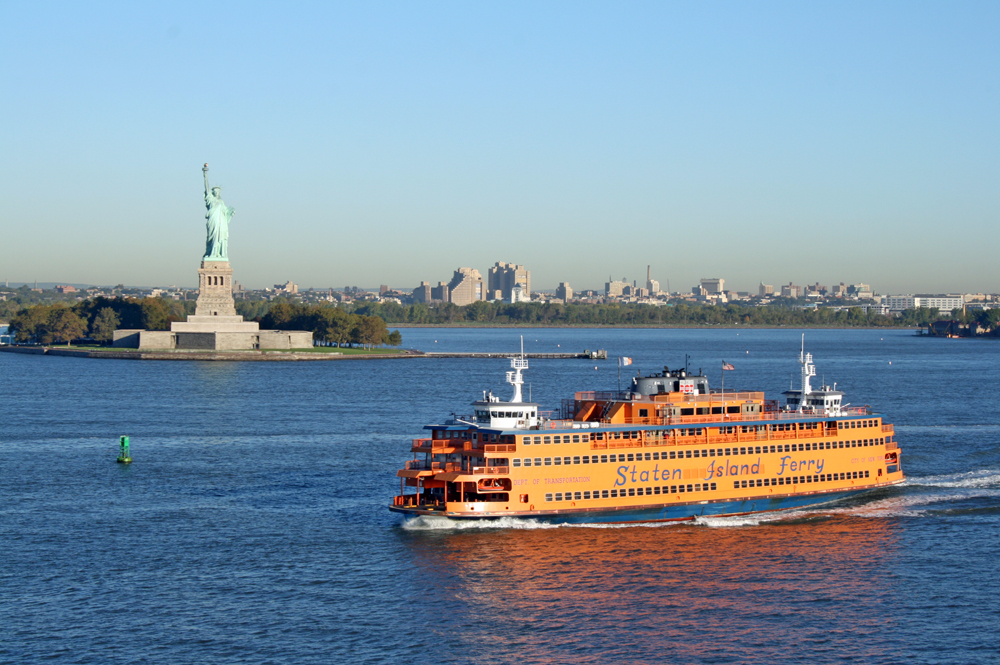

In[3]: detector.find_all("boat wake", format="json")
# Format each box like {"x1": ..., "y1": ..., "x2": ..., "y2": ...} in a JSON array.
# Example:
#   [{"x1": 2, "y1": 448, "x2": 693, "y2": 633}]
[
  {"x1": 906, "y1": 469, "x2": 1000, "y2": 489},
  {"x1": 401, "y1": 515, "x2": 561, "y2": 531}
]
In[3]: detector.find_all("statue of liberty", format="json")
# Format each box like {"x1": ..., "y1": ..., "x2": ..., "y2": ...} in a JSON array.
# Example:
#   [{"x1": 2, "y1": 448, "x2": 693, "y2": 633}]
[{"x1": 202, "y1": 163, "x2": 234, "y2": 261}]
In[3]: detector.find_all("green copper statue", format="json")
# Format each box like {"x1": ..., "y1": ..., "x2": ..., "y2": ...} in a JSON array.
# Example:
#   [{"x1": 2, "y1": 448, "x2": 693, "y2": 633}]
[{"x1": 202, "y1": 163, "x2": 234, "y2": 261}]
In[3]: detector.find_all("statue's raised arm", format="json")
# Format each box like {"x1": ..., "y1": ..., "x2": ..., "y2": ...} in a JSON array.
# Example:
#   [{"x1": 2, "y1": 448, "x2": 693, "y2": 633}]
[{"x1": 203, "y1": 163, "x2": 210, "y2": 197}]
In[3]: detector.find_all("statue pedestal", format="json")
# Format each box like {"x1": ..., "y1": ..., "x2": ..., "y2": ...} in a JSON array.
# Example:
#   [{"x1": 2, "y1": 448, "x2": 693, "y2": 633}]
[
  {"x1": 195, "y1": 260, "x2": 237, "y2": 317},
  {"x1": 171, "y1": 316, "x2": 259, "y2": 333}
]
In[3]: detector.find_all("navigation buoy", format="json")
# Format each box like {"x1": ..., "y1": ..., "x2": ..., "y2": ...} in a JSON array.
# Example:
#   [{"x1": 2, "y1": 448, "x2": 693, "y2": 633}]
[{"x1": 116, "y1": 435, "x2": 132, "y2": 464}]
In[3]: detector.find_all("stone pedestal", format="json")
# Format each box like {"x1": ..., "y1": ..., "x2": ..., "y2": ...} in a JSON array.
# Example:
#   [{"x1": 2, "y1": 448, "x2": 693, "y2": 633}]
[{"x1": 195, "y1": 260, "x2": 237, "y2": 316}]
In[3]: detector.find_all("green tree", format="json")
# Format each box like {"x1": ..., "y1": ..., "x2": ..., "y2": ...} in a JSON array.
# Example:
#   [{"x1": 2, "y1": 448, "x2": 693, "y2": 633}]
[
  {"x1": 44, "y1": 309, "x2": 88, "y2": 345},
  {"x1": 386, "y1": 329, "x2": 403, "y2": 346},
  {"x1": 90, "y1": 307, "x2": 121, "y2": 343}
]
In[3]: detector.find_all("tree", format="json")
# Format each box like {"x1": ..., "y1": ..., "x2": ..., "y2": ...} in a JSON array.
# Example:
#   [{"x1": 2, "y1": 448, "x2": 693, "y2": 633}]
[
  {"x1": 386, "y1": 329, "x2": 402, "y2": 346},
  {"x1": 43, "y1": 309, "x2": 87, "y2": 345},
  {"x1": 90, "y1": 308, "x2": 121, "y2": 343}
]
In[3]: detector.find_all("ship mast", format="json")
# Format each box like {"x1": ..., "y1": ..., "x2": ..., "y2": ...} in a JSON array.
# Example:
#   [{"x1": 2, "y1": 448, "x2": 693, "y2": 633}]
[
  {"x1": 506, "y1": 335, "x2": 528, "y2": 403},
  {"x1": 798, "y1": 333, "x2": 816, "y2": 412}
]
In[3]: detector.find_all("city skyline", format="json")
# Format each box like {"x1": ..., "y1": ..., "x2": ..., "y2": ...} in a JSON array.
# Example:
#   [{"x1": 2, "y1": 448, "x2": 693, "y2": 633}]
[{"x1": 2, "y1": 3, "x2": 998, "y2": 293}]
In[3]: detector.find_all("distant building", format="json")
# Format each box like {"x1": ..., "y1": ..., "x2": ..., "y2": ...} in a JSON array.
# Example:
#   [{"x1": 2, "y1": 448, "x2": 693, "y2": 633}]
[
  {"x1": 379, "y1": 285, "x2": 388, "y2": 295},
  {"x1": 759, "y1": 283, "x2": 774, "y2": 297},
  {"x1": 646, "y1": 266, "x2": 659, "y2": 294},
  {"x1": 700, "y1": 278, "x2": 724, "y2": 295},
  {"x1": 885, "y1": 294, "x2": 964, "y2": 313},
  {"x1": 447, "y1": 268, "x2": 484, "y2": 306},
  {"x1": 488, "y1": 262, "x2": 530, "y2": 301},
  {"x1": 556, "y1": 282, "x2": 573, "y2": 302},
  {"x1": 509, "y1": 284, "x2": 530, "y2": 303},
  {"x1": 275, "y1": 281, "x2": 298, "y2": 294},
  {"x1": 0, "y1": 323, "x2": 13, "y2": 345},
  {"x1": 54, "y1": 285, "x2": 77, "y2": 293},
  {"x1": 606, "y1": 277, "x2": 628, "y2": 297},
  {"x1": 780, "y1": 283, "x2": 801, "y2": 298},
  {"x1": 431, "y1": 282, "x2": 450, "y2": 303},
  {"x1": 832, "y1": 283, "x2": 847, "y2": 297},
  {"x1": 412, "y1": 281, "x2": 432, "y2": 303}
]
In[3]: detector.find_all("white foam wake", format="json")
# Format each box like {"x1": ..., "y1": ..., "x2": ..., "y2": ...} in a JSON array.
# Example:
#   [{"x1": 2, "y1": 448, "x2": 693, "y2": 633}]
[{"x1": 907, "y1": 469, "x2": 1000, "y2": 489}]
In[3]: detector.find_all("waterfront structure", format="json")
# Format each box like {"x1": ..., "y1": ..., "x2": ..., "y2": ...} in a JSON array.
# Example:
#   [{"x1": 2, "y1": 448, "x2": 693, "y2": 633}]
[
  {"x1": 885, "y1": 294, "x2": 965, "y2": 313},
  {"x1": 113, "y1": 165, "x2": 312, "y2": 351},
  {"x1": 390, "y1": 344, "x2": 904, "y2": 523},
  {"x1": 488, "y1": 262, "x2": 530, "y2": 301},
  {"x1": 447, "y1": 268, "x2": 484, "y2": 306},
  {"x1": 556, "y1": 282, "x2": 573, "y2": 303}
]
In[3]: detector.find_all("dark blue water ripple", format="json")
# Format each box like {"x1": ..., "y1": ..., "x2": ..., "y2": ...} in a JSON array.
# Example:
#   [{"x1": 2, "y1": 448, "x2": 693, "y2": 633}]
[{"x1": 0, "y1": 328, "x2": 997, "y2": 664}]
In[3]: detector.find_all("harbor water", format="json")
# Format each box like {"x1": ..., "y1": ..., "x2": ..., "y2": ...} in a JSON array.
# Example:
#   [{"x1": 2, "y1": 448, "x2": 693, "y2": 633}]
[{"x1": 1, "y1": 328, "x2": 997, "y2": 664}]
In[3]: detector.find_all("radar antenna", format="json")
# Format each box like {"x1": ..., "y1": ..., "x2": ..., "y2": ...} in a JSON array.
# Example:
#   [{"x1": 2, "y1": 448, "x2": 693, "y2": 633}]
[{"x1": 506, "y1": 335, "x2": 529, "y2": 403}]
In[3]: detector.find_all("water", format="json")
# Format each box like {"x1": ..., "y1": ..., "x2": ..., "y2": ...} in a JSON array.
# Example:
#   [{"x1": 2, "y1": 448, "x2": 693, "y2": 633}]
[{"x1": 1, "y1": 328, "x2": 997, "y2": 664}]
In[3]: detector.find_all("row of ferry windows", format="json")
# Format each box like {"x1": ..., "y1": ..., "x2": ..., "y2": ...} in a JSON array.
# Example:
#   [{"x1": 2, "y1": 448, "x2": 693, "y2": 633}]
[
  {"x1": 523, "y1": 428, "x2": 880, "y2": 446},
  {"x1": 545, "y1": 483, "x2": 719, "y2": 502},
  {"x1": 733, "y1": 470, "x2": 869, "y2": 489},
  {"x1": 512, "y1": 439, "x2": 885, "y2": 467}
]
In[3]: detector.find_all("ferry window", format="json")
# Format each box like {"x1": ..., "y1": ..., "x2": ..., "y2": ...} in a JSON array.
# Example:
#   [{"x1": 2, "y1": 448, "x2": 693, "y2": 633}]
[
  {"x1": 740, "y1": 480, "x2": 747, "y2": 488},
  {"x1": 572, "y1": 435, "x2": 580, "y2": 443},
  {"x1": 601, "y1": 455, "x2": 608, "y2": 463},
  {"x1": 727, "y1": 406, "x2": 740, "y2": 414},
  {"x1": 669, "y1": 451, "x2": 677, "y2": 460},
  {"x1": 670, "y1": 485, "x2": 677, "y2": 493},
  {"x1": 865, "y1": 470, "x2": 870, "y2": 478},
  {"x1": 627, "y1": 453, "x2": 635, "y2": 462},
  {"x1": 522, "y1": 437, "x2": 530, "y2": 446},
  {"x1": 777, "y1": 477, "x2": 784, "y2": 485},
  {"x1": 733, "y1": 481, "x2": 739, "y2": 489},
  {"x1": 534, "y1": 458, "x2": 542, "y2": 466},
  {"x1": 644, "y1": 453, "x2": 651, "y2": 461},
  {"x1": 685, "y1": 450, "x2": 692, "y2": 459},
  {"x1": 583, "y1": 491, "x2": 591, "y2": 500},
  {"x1": 554, "y1": 457, "x2": 562, "y2": 466},
  {"x1": 611, "y1": 490, "x2": 618, "y2": 497},
  {"x1": 678, "y1": 485, "x2": 686, "y2": 493},
  {"x1": 724, "y1": 448, "x2": 731, "y2": 456},
  {"x1": 652, "y1": 452, "x2": 660, "y2": 460},
  {"x1": 711, "y1": 482, "x2": 717, "y2": 490},
  {"x1": 513, "y1": 459, "x2": 521, "y2": 467},
  {"x1": 543, "y1": 436, "x2": 551, "y2": 444},
  {"x1": 582, "y1": 456, "x2": 590, "y2": 464},
  {"x1": 636, "y1": 487, "x2": 644, "y2": 496},
  {"x1": 752, "y1": 446, "x2": 759, "y2": 454},
  {"x1": 654, "y1": 486, "x2": 661, "y2": 494},
  {"x1": 574, "y1": 492, "x2": 581, "y2": 500},
  {"x1": 628, "y1": 488, "x2": 635, "y2": 496},
  {"x1": 602, "y1": 490, "x2": 609, "y2": 498},
  {"x1": 681, "y1": 408, "x2": 694, "y2": 416},
  {"x1": 533, "y1": 436, "x2": 541, "y2": 444},
  {"x1": 613, "y1": 432, "x2": 621, "y2": 439},
  {"x1": 545, "y1": 493, "x2": 553, "y2": 502},
  {"x1": 555, "y1": 492, "x2": 563, "y2": 501},
  {"x1": 581, "y1": 434, "x2": 589, "y2": 442},
  {"x1": 763, "y1": 478, "x2": 770, "y2": 486},
  {"x1": 544, "y1": 458, "x2": 552, "y2": 466},
  {"x1": 553, "y1": 435, "x2": 561, "y2": 444},
  {"x1": 523, "y1": 458, "x2": 532, "y2": 467},
  {"x1": 687, "y1": 484, "x2": 694, "y2": 492},
  {"x1": 573, "y1": 456, "x2": 581, "y2": 465},
  {"x1": 639, "y1": 409, "x2": 649, "y2": 418},
  {"x1": 595, "y1": 433, "x2": 604, "y2": 441},
  {"x1": 693, "y1": 450, "x2": 700, "y2": 458},
  {"x1": 702, "y1": 450, "x2": 708, "y2": 458},
  {"x1": 739, "y1": 447, "x2": 746, "y2": 455}
]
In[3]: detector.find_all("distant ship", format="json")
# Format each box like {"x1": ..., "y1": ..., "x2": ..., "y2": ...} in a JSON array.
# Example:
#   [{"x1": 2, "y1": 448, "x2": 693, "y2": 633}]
[{"x1": 390, "y1": 340, "x2": 904, "y2": 523}]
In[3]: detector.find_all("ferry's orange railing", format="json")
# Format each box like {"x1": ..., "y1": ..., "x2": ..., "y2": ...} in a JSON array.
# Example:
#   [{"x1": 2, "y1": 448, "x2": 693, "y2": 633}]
[{"x1": 472, "y1": 466, "x2": 510, "y2": 475}]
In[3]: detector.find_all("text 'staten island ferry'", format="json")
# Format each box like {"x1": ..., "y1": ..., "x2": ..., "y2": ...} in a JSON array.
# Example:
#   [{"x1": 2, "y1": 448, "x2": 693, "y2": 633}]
[{"x1": 390, "y1": 341, "x2": 904, "y2": 523}]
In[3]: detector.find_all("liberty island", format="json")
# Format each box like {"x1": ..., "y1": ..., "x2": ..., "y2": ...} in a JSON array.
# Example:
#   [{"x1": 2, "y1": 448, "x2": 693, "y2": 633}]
[{"x1": 112, "y1": 165, "x2": 313, "y2": 351}]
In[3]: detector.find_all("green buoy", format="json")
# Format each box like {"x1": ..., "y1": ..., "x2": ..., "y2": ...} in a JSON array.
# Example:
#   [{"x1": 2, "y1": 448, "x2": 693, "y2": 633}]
[{"x1": 116, "y1": 435, "x2": 132, "y2": 464}]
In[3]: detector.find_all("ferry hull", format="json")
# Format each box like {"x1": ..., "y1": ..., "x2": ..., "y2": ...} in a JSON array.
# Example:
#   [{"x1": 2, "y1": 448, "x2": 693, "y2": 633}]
[{"x1": 390, "y1": 484, "x2": 898, "y2": 525}]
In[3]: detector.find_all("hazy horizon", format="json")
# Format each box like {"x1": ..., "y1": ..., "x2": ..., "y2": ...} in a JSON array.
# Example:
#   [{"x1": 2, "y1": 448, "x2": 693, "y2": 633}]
[{"x1": 2, "y1": 3, "x2": 998, "y2": 293}]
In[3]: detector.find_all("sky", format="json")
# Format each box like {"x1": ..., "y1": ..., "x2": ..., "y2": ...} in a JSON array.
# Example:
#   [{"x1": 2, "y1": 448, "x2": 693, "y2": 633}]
[{"x1": 1, "y1": 2, "x2": 998, "y2": 293}]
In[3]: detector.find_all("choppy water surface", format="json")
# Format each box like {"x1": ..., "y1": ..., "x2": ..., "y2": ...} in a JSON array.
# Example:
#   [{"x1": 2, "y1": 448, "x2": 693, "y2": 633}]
[{"x1": 1, "y1": 329, "x2": 997, "y2": 664}]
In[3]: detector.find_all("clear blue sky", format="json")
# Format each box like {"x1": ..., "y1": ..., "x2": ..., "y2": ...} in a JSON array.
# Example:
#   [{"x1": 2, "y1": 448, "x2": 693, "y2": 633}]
[{"x1": 1, "y1": 2, "x2": 997, "y2": 293}]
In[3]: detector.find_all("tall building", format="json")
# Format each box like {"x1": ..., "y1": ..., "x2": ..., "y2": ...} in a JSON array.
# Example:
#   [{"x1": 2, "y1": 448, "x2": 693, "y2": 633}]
[
  {"x1": 431, "y1": 282, "x2": 450, "y2": 302},
  {"x1": 759, "y1": 282, "x2": 774, "y2": 297},
  {"x1": 885, "y1": 294, "x2": 964, "y2": 313},
  {"x1": 447, "y1": 268, "x2": 484, "y2": 306},
  {"x1": 700, "y1": 278, "x2": 724, "y2": 294},
  {"x1": 780, "y1": 283, "x2": 801, "y2": 298},
  {"x1": 488, "y1": 262, "x2": 530, "y2": 301},
  {"x1": 645, "y1": 266, "x2": 659, "y2": 294},
  {"x1": 606, "y1": 277, "x2": 628, "y2": 297},
  {"x1": 412, "y1": 281, "x2": 432, "y2": 303},
  {"x1": 556, "y1": 282, "x2": 573, "y2": 302}
]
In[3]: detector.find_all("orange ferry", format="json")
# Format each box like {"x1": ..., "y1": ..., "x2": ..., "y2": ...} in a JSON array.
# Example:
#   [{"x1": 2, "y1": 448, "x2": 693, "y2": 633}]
[{"x1": 390, "y1": 341, "x2": 904, "y2": 523}]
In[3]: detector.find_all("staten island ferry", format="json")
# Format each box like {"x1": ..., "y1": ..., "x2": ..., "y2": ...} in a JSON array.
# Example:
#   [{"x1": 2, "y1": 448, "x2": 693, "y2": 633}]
[{"x1": 390, "y1": 342, "x2": 904, "y2": 524}]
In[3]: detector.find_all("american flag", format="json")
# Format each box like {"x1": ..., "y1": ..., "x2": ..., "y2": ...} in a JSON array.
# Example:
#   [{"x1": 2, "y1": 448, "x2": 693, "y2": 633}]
[{"x1": 722, "y1": 362, "x2": 735, "y2": 370}]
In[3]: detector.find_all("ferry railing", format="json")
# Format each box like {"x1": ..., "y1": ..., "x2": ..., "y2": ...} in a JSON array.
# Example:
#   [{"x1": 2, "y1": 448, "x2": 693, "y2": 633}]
[
  {"x1": 484, "y1": 444, "x2": 517, "y2": 453},
  {"x1": 885, "y1": 441, "x2": 898, "y2": 451},
  {"x1": 472, "y1": 466, "x2": 510, "y2": 475}
]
